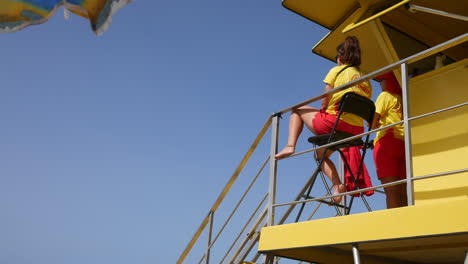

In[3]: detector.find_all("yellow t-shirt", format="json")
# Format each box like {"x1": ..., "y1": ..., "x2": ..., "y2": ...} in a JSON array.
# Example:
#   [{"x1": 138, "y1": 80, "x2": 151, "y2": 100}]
[
  {"x1": 374, "y1": 91, "x2": 405, "y2": 143},
  {"x1": 323, "y1": 65, "x2": 372, "y2": 127}
]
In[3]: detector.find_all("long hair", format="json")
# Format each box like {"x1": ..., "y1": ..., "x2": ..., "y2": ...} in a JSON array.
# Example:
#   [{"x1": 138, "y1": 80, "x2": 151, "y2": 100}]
[{"x1": 337, "y1": 36, "x2": 361, "y2": 66}]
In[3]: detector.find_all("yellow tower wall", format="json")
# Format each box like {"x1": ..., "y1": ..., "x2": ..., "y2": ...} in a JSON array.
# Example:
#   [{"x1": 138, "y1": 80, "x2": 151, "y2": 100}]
[{"x1": 409, "y1": 58, "x2": 468, "y2": 205}]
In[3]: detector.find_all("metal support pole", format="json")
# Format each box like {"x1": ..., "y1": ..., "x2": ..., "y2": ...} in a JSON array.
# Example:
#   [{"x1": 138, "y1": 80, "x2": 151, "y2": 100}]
[
  {"x1": 267, "y1": 115, "x2": 280, "y2": 226},
  {"x1": 352, "y1": 244, "x2": 361, "y2": 264},
  {"x1": 401, "y1": 63, "x2": 415, "y2": 206},
  {"x1": 205, "y1": 211, "x2": 214, "y2": 264},
  {"x1": 263, "y1": 115, "x2": 279, "y2": 264},
  {"x1": 408, "y1": 4, "x2": 468, "y2": 22}
]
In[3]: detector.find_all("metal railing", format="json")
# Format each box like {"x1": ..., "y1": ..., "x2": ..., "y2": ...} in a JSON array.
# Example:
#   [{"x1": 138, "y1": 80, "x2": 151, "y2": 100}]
[{"x1": 177, "y1": 32, "x2": 468, "y2": 264}]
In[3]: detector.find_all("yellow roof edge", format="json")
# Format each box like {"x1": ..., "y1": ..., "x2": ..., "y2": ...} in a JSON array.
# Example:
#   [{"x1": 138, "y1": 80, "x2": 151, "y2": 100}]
[
  {"x1": 281, "y1": 0, "x2": 360, "y2": 31},
  {"x1": 281, "y1": 1, "x2": 331, "y2": 30}
]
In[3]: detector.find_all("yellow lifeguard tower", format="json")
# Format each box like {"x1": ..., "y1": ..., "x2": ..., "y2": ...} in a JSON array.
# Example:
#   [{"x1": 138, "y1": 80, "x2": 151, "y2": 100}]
[{"x1": 178, "y1": 1, "x2": 468, "y2": 263}]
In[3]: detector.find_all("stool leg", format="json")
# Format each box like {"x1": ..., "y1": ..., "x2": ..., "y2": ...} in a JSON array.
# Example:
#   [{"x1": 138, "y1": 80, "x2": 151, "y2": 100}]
[
  {"x1": 295, "y1": 152, "x2": 327, "y2": 222},
  {"x1": 295, "y1": 166, "x2": 320, "y2": 222},
  {"x1": 318, "y1": 168, "x2": 343, "y2": 216}
]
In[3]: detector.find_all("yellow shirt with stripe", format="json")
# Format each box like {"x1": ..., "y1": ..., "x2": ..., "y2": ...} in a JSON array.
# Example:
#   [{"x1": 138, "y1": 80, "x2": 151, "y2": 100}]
[
  {"x1": 374, "y1": 91, "x2": 405, "y2": 144},
  {"x1": 323, "y1": 65, "x2": 372, "y2": 127}
]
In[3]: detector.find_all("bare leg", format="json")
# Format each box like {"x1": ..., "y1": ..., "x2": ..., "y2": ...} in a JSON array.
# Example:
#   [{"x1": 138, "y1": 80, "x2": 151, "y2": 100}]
[
  {"x1": 381, "y1": 177, "x2": 406, "y2": 209},
  {"x1": 275, "y1": 106, "x2": 319, "y2": 159},
  {"x1": 316, "y1": 148, "x2": 346, "y2": 203},
  {"x1": 399, "y1": 183, "x2": 408, "y2": 207}
]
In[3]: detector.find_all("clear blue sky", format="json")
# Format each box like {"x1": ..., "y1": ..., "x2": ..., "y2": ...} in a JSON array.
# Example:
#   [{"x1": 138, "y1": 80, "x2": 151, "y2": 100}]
[{"x1": 1, "y1": 1, "x2": 385, "y2": 263}]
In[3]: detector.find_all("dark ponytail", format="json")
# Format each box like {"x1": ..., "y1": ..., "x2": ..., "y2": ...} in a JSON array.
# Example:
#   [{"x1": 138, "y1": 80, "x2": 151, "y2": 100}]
[{"x1": 336, "y1": 36, "x2": 361, "y2": 66}]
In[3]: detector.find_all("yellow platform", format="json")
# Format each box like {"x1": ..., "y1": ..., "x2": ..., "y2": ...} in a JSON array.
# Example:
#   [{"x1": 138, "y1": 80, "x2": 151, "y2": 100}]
[{"x1": 259, "y1": 199, "x2": 468, "y2": 263}]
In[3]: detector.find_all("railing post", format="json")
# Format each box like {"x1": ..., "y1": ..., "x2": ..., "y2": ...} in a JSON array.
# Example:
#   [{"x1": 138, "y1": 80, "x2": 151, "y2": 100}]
[
  {"x1": 401, "y1": 63, "x2": 415, "y2": 206},
  {"x1": 338, "y1": 156, "x2": 346, "y2": 215},
  {"x1": 205, "y1": 211, "x2": 214, "y2": 264},
  {"x1": 267, "y1": 114, "x2": 280, "y2": 226}
]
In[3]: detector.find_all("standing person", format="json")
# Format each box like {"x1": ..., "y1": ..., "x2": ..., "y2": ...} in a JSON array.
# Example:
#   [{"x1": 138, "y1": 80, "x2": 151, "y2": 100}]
[
  {"x1": 274, "y1": 36, "x2": 372, "y2": 203},
  {"x1": 372, "y1": 71, "x2": 408, "y2": 209}
]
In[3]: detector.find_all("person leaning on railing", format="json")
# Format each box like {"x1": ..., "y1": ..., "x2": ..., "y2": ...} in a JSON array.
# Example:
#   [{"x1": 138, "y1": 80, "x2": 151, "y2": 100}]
[
  {"x1": 275, "y1": 36, "x2": 372, "y2": 203},
  {"x1": 372, "y1": 72, "x2": 408, "y2": 209}
]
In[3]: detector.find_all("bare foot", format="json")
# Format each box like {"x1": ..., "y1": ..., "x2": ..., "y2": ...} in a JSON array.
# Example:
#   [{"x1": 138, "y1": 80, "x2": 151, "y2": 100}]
[
  {"x1": 274, "y1": 145, "x2": 295, "y2": 159},
  {"x1": 332, "y1": 184, "x2": 346, "y2": 203}
]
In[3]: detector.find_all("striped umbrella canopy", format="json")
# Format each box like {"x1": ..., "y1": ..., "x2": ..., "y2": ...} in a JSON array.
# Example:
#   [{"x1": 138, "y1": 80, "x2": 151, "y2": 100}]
[{"x1": 0, "y1": 0, "x2": 132, "y2": 35}]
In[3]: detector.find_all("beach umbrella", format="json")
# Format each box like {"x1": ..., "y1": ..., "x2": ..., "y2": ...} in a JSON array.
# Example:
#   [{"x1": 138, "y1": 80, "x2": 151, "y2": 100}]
[{"x1": 0, "y1": 0, "x2": 132, "y2": 35}]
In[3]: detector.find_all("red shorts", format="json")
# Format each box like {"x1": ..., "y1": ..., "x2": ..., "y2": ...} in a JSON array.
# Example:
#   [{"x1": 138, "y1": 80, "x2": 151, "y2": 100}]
[
  {"x1": 373, "y1": 132, "x2": 406, "y2": 180},
  {"x1": 312, "y1": 110, "x2": 363, "y2": 135}
]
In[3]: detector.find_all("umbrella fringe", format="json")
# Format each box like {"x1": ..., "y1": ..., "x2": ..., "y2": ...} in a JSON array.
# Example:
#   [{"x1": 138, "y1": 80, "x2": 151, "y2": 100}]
[
  {"x1": 0, "y1": 0, "x2": 133, "y2": 35},
  {"x1": 94, "y1": 0, "x2": 133, "y2": 35}
]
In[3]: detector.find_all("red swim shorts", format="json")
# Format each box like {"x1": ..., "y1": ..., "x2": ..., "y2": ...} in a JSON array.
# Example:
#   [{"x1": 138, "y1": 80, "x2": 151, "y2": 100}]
[
  {"x1": 312, "y1": 110, "x2": 363, "y2": 135},
  {"x1": 373, "y1": 132, "x2": 406, "y2": 180}
]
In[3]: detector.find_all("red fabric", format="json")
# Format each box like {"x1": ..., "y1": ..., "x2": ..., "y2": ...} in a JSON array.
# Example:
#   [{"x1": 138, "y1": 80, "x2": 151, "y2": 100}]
[
  {"x1": 312, "y1": 110, "x2": 363, "y2": 135},
  {"x1": 342, "y1": 147, "x2": 374, "y2": 197},
  {"x1": 374, "y1": 131, "x2": 406, "y2": 180},
  {"x1": 312, "y1": 110, "x2": 374, "y2": 197}
]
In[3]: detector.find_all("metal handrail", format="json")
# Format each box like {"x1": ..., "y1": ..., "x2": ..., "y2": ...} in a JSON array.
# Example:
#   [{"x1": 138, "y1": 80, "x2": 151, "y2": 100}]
[
  {"x1": 228, "y1": 207, "x2": 268, "y2": 264},
  {"x1": 273, "y1": 168, "x2": 468, "y2": 208},
  {"x1": 236, "y1": 228, "x2": 263, "y2": 264},
  {"x1": 177, "y1": 33, "x2": 468, "y2": 264},
  {"x1": 282, "y1": 102, "x2": 468, "y2": 160},
  {"x1": 176, "y1": 119, "x2": 271, "y2": 264},
  {"x1": 217, "y1": 194, "x2": 268, "y2": 264},
  {"x1": 197, "y1": 157, "x2": 270, "y2": 264}
]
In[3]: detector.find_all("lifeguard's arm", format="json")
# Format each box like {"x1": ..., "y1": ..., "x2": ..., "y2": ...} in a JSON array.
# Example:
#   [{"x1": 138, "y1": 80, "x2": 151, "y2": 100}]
[
  {"x1": 372, "y1": 92, "x2": 390, "y2": 129},
  {"x1": 372, "y1": 113, "x2": 381, "y2": 130},
  {"x1": 321, "y1": 83, "x2": 333, "y2": 109}
]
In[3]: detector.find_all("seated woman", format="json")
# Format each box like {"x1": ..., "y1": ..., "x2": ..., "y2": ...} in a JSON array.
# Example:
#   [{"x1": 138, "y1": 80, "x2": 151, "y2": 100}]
[
  {"x1": 372, "y1": 71, "x2": 408, "y2": 209},
  {"x1": 274, "y1": 36, "x2": 372, "y2": 203}
]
